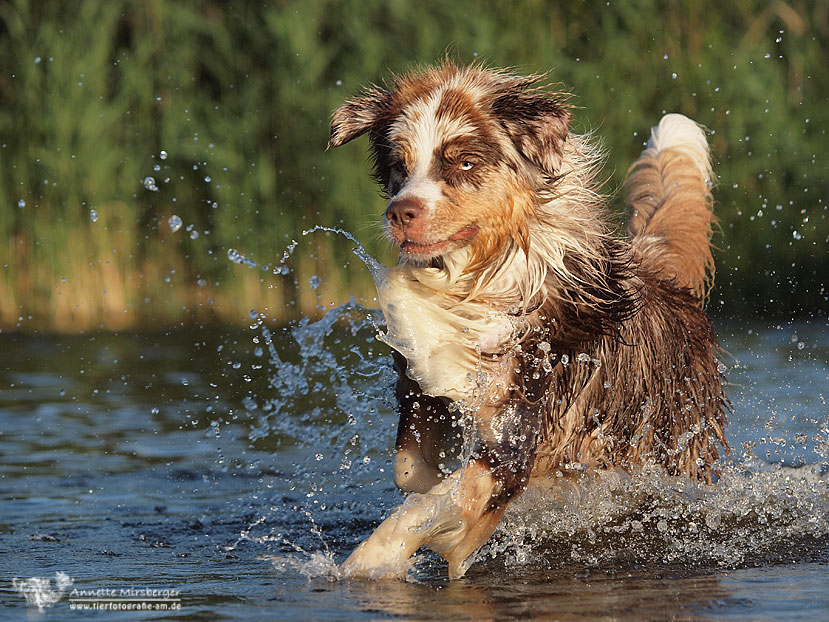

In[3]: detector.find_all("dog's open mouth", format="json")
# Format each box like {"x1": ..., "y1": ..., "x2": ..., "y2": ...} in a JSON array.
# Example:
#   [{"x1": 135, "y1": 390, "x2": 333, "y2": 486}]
[{"x1": 399, "y1": 225, "x2": 479, "y2": 257}]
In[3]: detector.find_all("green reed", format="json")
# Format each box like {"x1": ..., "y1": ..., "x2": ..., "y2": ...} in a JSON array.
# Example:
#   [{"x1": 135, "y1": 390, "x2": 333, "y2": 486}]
[{"x1": 0, "y1": 0, "x2": 826, "y2": 330}]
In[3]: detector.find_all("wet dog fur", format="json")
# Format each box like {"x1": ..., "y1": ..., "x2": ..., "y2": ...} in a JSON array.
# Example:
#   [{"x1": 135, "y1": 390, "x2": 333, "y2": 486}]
[{"x1": 327, "y1": 62, "x2": 728, "y2": 579}]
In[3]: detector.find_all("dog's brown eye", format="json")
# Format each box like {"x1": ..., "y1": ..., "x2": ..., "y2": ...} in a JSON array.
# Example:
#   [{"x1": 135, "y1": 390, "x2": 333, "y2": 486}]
[{"x1": 459, "y1": 161, "x2": 474, "y2": 171}]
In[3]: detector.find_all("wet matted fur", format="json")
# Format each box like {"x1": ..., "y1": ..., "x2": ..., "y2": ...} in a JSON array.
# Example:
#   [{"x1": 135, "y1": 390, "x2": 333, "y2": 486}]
[{"x1": 327, "y1": 62, "x2": 728, "y2": 579}]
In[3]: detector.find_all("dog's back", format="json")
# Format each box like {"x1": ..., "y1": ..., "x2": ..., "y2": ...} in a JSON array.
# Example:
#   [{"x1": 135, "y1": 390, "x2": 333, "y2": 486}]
[{"x1": 531, "y1": 115, "x2": 727, "y2": 483}]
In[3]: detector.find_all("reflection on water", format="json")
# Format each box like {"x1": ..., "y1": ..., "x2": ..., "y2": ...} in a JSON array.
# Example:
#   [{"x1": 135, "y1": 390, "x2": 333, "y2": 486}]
[
  {"x1": 0, "y1": 316, "x2": 827, "y2": 620},
  {"x1": 287, "y1": 562, "x2": 827, "y2": 622}
]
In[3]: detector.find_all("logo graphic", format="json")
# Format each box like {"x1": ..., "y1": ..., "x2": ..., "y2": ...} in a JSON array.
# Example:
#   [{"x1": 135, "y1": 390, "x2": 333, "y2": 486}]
[{"x1": 12, "y1": 571, "x2": 74, "y2": 612}]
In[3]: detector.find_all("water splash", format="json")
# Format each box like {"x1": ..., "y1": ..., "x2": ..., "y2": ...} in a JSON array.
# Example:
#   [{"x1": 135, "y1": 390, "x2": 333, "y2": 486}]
[
  {"x1": 267, "y1": 548, "x2": 343, "y2": 581},
  {"x1": 231, "y1": 228, "x2": 829, "y2": 583},
  {"x1": 264, "y1": 509, "x2": 419, "y2": 581},
  {"x1": 477, "y1": 461, "x2": 826, "y2": 571},
  {"x1": 228, "y1": 229, "x2": 398, "y2": 458},
  {"x1": 244, "y1": 300, "x2": 395, "y2": 452},
  {"x1": 224, "y1": 224, "x2": 385, "y2": 282},
  {"x1": 302, "y1": 225, "x2": 387, "y2": 284},
  {"x1": 233, "y1": 503, "x2": 351, "y2": 580}
]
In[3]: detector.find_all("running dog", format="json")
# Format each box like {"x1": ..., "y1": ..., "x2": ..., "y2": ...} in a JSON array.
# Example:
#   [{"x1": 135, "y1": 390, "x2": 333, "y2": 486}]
[{"x1": 327, "y1": 62, "x2": 728, "y2": 579}]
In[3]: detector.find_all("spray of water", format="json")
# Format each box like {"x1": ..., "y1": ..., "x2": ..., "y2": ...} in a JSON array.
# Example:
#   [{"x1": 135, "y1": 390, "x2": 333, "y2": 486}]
[{"x1": 224, "y1": 230, "x2": 829, "y2": 582}]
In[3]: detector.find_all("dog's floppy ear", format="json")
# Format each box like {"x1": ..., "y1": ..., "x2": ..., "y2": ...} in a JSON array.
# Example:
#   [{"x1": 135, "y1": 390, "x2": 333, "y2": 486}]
[
  {"x1": 493, "y1": 88, "x2": 571, "y2": 175},
  {"x1": 328, "y1": 86, "x2": 390, "y2": 149}
]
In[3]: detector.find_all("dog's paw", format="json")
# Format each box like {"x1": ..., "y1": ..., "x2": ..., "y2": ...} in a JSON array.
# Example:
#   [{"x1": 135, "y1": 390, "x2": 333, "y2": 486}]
[{"x1": 340, "y1": 540, "x2": 415, "y2": 580}]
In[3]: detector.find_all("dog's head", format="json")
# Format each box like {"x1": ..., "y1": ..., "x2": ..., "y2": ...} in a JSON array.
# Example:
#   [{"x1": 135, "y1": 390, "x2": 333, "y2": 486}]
[{"x1": 329, "y1": 63, "x2": 571, "y2": 265}]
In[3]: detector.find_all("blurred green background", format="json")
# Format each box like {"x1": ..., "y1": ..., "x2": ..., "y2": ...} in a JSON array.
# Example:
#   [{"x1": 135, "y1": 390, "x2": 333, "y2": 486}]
[{"x1": 0, "y1": 0, "x2": 826, "y2": 331}]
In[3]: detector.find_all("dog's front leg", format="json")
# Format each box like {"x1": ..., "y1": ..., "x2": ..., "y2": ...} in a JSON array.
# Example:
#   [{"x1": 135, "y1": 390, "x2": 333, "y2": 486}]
[
  {"x1": 392, "y1": 352, "x2": 456, "y2": 494},
  {"x1": 342, "y1": 400, "x2": 540, "y2": 579}
]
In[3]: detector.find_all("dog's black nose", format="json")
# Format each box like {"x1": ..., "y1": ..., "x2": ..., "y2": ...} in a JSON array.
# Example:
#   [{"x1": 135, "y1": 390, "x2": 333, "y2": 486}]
[{"x1": 386, "y1": 198, "x2": 425, "y2": 228}]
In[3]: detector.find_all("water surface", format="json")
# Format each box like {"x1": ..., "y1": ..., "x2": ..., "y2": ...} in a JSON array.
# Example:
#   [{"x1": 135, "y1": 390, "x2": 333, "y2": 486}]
[{"x1": 0, "y1": 315, "x2": 827, "y2": 620}]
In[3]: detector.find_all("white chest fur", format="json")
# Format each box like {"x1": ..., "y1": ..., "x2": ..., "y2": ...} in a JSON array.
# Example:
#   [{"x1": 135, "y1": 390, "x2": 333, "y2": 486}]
[{"x1": 373, "y1": 264, "x2": 514, "y2": 403}]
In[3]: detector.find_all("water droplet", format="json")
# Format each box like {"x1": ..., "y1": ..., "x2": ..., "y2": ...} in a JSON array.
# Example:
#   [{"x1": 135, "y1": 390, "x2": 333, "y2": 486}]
[
  {"x1": 204, "y1": 176, "x2": 211, "y2": 183},
  {"x1": 671, "y1": 72, "x2": 678, "y2": 79},
  {"x1": 153, "y1": 164, "x2": 161, "y2": 172},
  {"x1": 309, "y1": 275, "x2": 321, "y2": 290},
  {"x1": 197, "y1": 278, "x2": 207, "y2": 288},
  {"x1": 151, "y1": 407, "x2": 159, "y2": 415},
  {"x1": 168, "y1": 214, "x2": 183, "y2": 232},
  {"x1": 227, "y1": 248, "x2": 258, "y2": 267},
  {"x1": 705, "y1": 512, "x2": 721, "y2": 529},
  {"x1": 190, "y1": 230, "x2": 199, "y2": 240},
  {"x1": 143, "y1": 176, "x2": 158, "y2": 191},
  {"x1": 89, "y1": 209, "x2": 98, "y2": 222},
  {"x1": 34, "y1": 56, "x2": 41, "y2": 64},
  {"x1": 17, "y1": 199, "x2": 25, "y2": 208},
  {"x1": 159, "y1": 150, "x2": 168, "y2": 160}
]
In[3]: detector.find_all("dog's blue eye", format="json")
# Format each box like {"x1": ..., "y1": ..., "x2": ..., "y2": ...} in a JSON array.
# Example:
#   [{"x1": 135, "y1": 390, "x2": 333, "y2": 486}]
[{"x1": 459, "y1": 161, "x2": 474, "y2": 171}]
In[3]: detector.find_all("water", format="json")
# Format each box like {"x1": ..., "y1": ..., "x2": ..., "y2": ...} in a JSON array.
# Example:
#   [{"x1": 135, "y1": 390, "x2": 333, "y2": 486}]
[
  {"x1": 168, "y1": 214, "x2": 183, "y2": 233},
  {"x1": 1, "y1": 317, "x2": 827, "y2": 620}
]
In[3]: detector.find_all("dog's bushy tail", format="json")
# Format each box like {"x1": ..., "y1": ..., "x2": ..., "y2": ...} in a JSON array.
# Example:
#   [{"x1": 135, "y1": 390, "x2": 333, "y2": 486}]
[{"x1": 626, "y1": 114, "x2": 715, "y2": 302}]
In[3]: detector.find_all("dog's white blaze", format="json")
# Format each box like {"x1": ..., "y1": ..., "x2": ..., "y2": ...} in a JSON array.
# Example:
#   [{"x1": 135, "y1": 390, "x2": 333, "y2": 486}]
[
  {"x1": 388, "y1": 86, "x2": 478, "y2": 216},
  {"x1": 390, "y1": 174, "x2": 444, "y2": 214}
]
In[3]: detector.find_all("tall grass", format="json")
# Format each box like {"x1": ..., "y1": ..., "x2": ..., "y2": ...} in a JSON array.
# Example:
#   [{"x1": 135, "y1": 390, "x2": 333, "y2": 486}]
[{"x1": 0, "y1": 0, "x2": 826, "y2": 331}]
